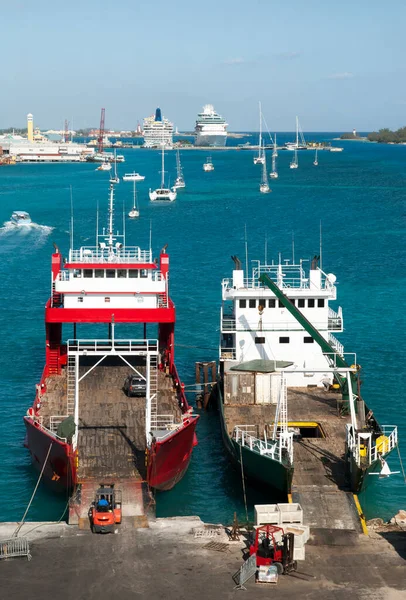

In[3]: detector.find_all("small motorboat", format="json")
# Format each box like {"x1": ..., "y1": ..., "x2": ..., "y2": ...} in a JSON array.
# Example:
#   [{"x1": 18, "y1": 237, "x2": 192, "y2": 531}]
[
  {"x1": 122, "y1": 172, "x2": 145, "y2": 182},
  {"x1": 10, "y1": 211, "x2": 32, "y2": 225},
  {"x1": 203, "y1": 156, "x2": 214, "y2": 171},
  {"x1": 96, "y1": 162, "x2": 112, "y2": 171}
]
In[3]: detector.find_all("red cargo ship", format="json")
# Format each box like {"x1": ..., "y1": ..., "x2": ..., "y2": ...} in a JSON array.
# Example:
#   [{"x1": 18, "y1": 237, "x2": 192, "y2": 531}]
[{"x1": 24, "y1": 180, "x2": 198, "y2": 493}]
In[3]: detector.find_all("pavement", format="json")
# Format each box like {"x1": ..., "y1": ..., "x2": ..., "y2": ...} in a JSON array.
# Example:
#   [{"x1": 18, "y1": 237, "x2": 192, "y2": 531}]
[{"x1": 1, "y1": 517, "x2": 406, "y2": 600}]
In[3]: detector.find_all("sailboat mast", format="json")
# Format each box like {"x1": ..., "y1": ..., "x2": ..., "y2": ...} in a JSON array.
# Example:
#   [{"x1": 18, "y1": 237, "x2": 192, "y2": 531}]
[
  {"x1": 258, "y1": 102, "x2": 262, "y2": 158},
  {"x1": 296, "y1": 116, "x2": 299, "y2": 147},
  {"x1": 161, "y1": 146, "x2": 165, "y2": 189}
]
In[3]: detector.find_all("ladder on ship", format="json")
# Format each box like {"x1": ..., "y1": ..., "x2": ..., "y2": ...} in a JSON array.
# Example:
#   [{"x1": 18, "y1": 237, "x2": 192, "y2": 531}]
[
  {"x1": 149, "y1": 353, "x2": 159, "y2": 426},
  {"x1": 67, "y1": 354, "x2": 77, "y2": 416}
]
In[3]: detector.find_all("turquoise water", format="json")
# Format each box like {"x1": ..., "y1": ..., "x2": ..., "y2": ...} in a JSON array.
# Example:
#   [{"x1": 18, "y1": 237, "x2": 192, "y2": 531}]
[{"x1": 0, "y1": 134, "x2": 405, "y2": 524}]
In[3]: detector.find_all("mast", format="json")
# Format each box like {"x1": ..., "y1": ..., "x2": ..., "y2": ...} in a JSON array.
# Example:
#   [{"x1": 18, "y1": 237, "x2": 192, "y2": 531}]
[
  {"x1": 160, "y1": 146, "x2": 165, "y2": 189},
  {"x1": 296, "y1": 116, "x2": 299, "y2": 148},
  {"x1": 272, "y1": 152, "x2": 276, "y2": 173},
  {"x1": 258, "y1": 102, "x2": 262, "y2": 159},
  {"x1": 107, "y1": 183, "x2": 115, "y2": 249}
]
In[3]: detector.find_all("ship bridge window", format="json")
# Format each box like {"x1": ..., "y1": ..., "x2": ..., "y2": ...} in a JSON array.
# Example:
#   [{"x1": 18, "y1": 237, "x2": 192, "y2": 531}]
[
  {"x1": 129, "y1": 270, "x2": 139, "y2": 278},
  {"x1": 279, "y1": 337, "x2": 290, "y2": 343},
  {"x1": 318, "y1": 299, "x2": 325, "y2": 307},
  {"x1": 239, "y1": 299, "x2": 246, "y2": 308},
  {"x1": 249, "y1": 299, "x2": 256, "y2": 308},
  {"x1": 268, "y1": 299, "x2": 276, "y2": 308},
  {"x1": 73, "y1": 269, "x2": 82, "y2": 278},
  {"x1": 304, "y1": 336, "x2": 314, "y2": 343},
  {"x1": 298, "y1": 299, "x2": 305, "y2": 308},
  {"x1": 106, "y1": 269, "x2": 115, "y2": 278},
  {"x1": 95, "y1": 269, "x2": 104, "y2": 278},
  {"x1": 255, "y1": 336, "x2": 265, "y2": 344},
  {"x1": 140, "y1": 269, "x2": 148, "y2": 278},
  {"x1": 117, "y1": 269, "x2": 127, "y2": 278},
  {"x1": 278, "y1": 300, "x2": 285, "y2": 308},
  {"x1": 83, "y1": 269, "x2": 93, "y2": 278},
  {"x1": 308, "y1": 299, "x2": 315, "y2": 308}
]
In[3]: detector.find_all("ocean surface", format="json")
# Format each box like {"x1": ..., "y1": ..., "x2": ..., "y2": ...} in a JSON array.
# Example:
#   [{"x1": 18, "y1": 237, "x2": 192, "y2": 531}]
[{"x1": 0, "y1": 133, "x2": 405, "y2": 526}]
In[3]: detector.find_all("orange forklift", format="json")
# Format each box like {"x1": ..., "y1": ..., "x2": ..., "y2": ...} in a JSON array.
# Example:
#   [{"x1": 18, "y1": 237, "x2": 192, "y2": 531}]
[
  {"x1": 250, "y1": 525, "x2": 297, "y2": 575},
  {"x1": 89, "y1": 484, "x2": 122, "y2": 533}
]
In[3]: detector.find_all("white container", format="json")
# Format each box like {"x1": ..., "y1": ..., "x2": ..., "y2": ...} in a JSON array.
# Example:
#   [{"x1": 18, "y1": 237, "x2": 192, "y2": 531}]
[
  {"x1": 254, "y1": 504, "x2": 280, "y2": 526},
  {"x1": 278, "y1": 503, "x2": 303, "y2": 525},
  {"x1": 284, "y1": 525, "x2": 309, "y2": 548},
  {"x1": 293, "y1": 546, "x2": 305, "y2": 561}
]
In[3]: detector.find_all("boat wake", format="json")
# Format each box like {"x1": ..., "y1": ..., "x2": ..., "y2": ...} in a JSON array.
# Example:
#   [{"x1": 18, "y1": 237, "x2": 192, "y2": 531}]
[{"x1": 0, "y1": 221, "x2": 54, "y2": 249}]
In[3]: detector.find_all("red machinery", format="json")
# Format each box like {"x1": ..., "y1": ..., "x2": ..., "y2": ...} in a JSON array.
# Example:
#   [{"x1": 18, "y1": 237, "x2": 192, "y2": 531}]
[
  {"x1": 250, "y1": 525, "x2": 297, "y2": 574},
  {"x1": 89, "y1": 484, "x2": 122, "y2": 534}
]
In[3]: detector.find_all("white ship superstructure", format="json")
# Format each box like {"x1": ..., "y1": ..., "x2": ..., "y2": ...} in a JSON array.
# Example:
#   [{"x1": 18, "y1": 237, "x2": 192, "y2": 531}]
[
  {"x1": 220, "y1": 255, "x2": 344, "y2": 387},
  {"x1": 143, "y1": 108, "x2": 173, "y2": 149},
  {"x1": 194, "y1": 104, "x2": 228, "y2": 147}
]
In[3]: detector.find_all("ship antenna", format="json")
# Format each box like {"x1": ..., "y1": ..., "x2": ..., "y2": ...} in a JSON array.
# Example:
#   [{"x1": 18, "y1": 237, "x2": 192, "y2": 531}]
[
  {"x1": 319, "y1": 220, "x2": 323, "y2": 271},
  {"x1": 96, "y1": 199, "x2": 99, "y2": 246},
  {"x1": 149, "y1": 220, "x2": 152, "y2": 259},
  {"x1": 70, "y1": 185, "x2": 74, "y2": 253},
  {"x1": 292, "y1": 231, "x2": 295, "y2": 264},
  {"x1": 244, "y1": 224, "x2": 249, "y2": 279},
  {"x1": 264, "y1": 234, "x2": 268, "y2": 265}
]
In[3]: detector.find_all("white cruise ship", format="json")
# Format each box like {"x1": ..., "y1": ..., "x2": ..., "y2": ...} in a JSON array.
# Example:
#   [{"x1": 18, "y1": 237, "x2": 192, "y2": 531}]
[
  {"x1": 194, "y1": 104, "x2": 228, "y2": 147},
  {"x1": 143, "y1": 108, "x2": 173, "y2": 149}
]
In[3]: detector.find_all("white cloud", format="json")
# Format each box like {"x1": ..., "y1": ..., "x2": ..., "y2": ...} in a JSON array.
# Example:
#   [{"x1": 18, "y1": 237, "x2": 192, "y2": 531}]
[
  {"x1": 222, "y1": 58, "x2": 245, "y2": 65},
  {"x1": 328, "y1": 72, "x2": 354, "y2": 80}
]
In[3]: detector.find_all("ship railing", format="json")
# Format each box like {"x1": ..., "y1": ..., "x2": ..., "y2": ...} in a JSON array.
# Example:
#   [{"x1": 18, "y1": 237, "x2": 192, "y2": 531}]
[
  {"x1": 346, "y1": 425, "x2": 398, "y2": 468},
  {"x1": 233, "y1": 426, "x2": 282, "y2": 463},
  {"x1": 57, "y1": 270, "x2": 164, "y2": 282},
  {"x1": 328, "y1": 333, "x2": 344, "y2": 356},
  {"x1": 67, "y1": 339, "x2": 159, "y2": 354},
  {"x1": 220, "y1": 347, "x2": 236, "y2": 360},
  {"x1": 328, "y1": 307, "x2": 343, "y2": 331},
  {"x1": 323, "y1": 352, "x2": 357, "y2": 368},
  {"x1": 370, "y1": 426, "x2": 398, "y2": 463},
  {"x1": 69, "y1": 247, "x2": 151, "y2": 263},
  {"x1": 151, "y1": 415, "x2": 181, "y2": 442},
  {"x1": 222, "y1": 318, "x2": 334, "y2": 332},
  {"x1": 26, "y1": 414, "x2": 68, "y2": 444}
]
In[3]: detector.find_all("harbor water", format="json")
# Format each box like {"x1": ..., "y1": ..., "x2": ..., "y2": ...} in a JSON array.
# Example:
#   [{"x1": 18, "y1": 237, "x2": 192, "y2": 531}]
[{"x1": 0, "y1": 133, "x2": 405, "y2": 524}]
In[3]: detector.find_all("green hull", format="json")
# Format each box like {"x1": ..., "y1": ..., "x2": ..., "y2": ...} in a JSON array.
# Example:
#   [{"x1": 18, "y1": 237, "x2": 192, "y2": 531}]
[{"x1": 216, "y1": 386, "x2": 293, "y2": 496}]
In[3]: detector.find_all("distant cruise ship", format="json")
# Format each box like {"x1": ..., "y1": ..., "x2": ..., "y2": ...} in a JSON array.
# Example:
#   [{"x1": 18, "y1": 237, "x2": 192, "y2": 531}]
[
  {"x1": 194, "y1": 105, "x2": 228, "y2": 147},
  {"x1": 143, "y1": 108, "x2": 173, "y2": 149}
]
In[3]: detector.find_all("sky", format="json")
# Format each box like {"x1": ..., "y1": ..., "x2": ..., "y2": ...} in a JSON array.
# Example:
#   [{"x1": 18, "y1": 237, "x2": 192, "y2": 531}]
[{"x1": 1, "y1": 0, "x2": 406, "y2": 132}]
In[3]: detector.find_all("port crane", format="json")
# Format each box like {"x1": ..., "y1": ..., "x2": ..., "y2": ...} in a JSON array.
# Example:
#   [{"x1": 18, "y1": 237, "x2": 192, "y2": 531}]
[{"x1": 97, "y1": 108, "x2": 105, "y2": 154}]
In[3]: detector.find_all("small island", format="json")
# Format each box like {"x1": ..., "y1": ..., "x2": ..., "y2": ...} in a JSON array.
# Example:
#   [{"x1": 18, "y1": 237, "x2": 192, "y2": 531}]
[
  {"x1": 340, "y1": 129, "x2": 367, "y2": 141},
  {"x1": 366, "y1": 126, "x2": 406, "y2": 144}
]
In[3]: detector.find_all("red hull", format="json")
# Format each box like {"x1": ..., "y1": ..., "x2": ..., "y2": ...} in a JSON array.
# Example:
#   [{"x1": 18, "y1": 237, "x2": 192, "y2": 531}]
[
  {"x1": 147, "y1": 416, "x2": 199, "y2": 490},
  {"x1": 24, "y1": 413, "x2": 198, "y2": 493}
]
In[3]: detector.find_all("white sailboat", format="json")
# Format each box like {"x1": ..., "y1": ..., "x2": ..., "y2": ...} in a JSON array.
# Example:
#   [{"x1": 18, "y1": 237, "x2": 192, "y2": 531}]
[
  {"x1": 109, "y1": 154, "x2": 120, "y2": 184},
  {"x1": 149, "y1": 146, "x2": 177, "y2": 202},
  {"x1": 290, "y1": 148, "x2": 298, "y2": 169},
  {"x1": 203, "y1": 156, "x2": 214, "y2": 171},
  {"x1": 270, "y1": 136, "x2": 278, "y2": 178},
  {"x1": 253, "y1": 102, "x2": 265, "y2": 165},
  {"x1": 313, "y1": 149, "x2": 319, "y2": 166},
  {"x1": 96, "y1": 161, "x2": 111, "y2": 171},
  {"x1": 173, "y1": 148, "x2": 185, "y2": 189},
  {"x1": 127, "y1": 179, "x2": 140, "y2": 218},
  {"x1": 285, "y1": 116, "x2": 307, "y2": 150},
  {"x1": 259, "y1": 144, "x2": 271, "y2": 193}
]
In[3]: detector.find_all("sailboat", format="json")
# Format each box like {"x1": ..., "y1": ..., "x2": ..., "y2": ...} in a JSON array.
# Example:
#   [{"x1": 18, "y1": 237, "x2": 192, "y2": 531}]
[
  {"x1": 285, "y1": 116, "x2": 307, "y2": 151},
  {"x1": 203, "y1": 156, "x2": 214, "y2": 171},
  {"x1": 259, "y1": 144, "x2": 271, "y2": 193},
  {"x1": 96, "y1": 161, "x2": 111, "y2": 172},
  {"x1": 253, "y1": 102, "x2": 265, "y2": 165},
  {"x1": 109, "y1": 153, "x2": 120, "y2": 184},
  {"x1": 270, "y1": 136, "x2": 278, "y2": 178},
  {"x1": 172, "y1": 148, "x2": 185, "y2": 189},
  {"x1": 127, "y1": 179, "x2": 140, "y2": 218},
  {"x1": 290, "y1": 148, "x2": 298, "y2": 169},
  {"x1": 149, "y1": 146, "x2": 177, "y2": 202},
  {"x1": 313, "y1": 149, "x2": 319, "y2": 166}
]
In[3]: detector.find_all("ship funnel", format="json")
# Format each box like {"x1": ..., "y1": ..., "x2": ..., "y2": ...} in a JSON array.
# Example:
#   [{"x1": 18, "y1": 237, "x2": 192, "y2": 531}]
[
  {"x1": 155, "y1": 108, "x2": 162, "y2": 122},
  {"x1": 231, "y1": 255, "x2": 242, "y2": 270}
]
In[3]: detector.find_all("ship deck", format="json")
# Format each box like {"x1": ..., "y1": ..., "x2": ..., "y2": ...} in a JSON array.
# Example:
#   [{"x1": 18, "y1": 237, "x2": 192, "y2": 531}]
[
  {"x1": 39, "y1": 362, "x2": 181, "y2": 482},
  {"x1": 224, "y1": 387, "x2": 350, "y2": 489}
]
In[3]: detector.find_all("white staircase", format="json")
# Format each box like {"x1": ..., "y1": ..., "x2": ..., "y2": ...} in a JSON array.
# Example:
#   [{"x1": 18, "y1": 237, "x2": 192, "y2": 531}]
[
  {"x1": 67, "y1": 354, "x2": 77, "y2": 416},
  {"x1": 149, "y1": 353, "x2": 158, "y2": 425}
]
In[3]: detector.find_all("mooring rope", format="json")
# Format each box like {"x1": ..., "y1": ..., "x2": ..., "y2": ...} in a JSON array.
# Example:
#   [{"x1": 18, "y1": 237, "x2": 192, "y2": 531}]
[
  {"x1": 239, "y1": 443, "x2": 249, "y2": 523},
  {"x1": 13, "y1": 442, "x2": 53, "y2": 538},
  {"x1": 396, "y1": 445, "x2": 406, "y2": 483}
]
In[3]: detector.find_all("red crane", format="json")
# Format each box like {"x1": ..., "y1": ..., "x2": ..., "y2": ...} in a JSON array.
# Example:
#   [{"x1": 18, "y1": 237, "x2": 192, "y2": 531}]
[{"x1": 98, "y1": 108, "x2": 105, "y2": 154}]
